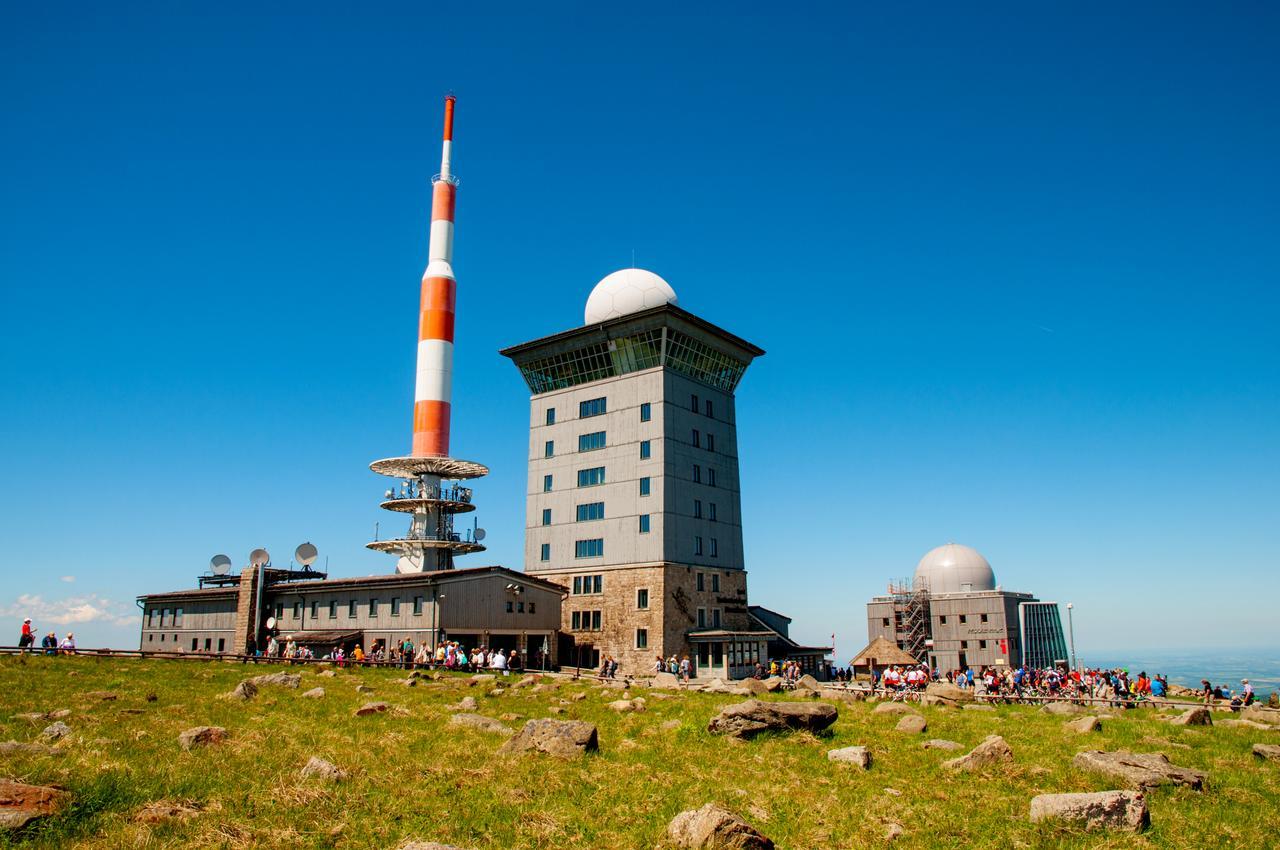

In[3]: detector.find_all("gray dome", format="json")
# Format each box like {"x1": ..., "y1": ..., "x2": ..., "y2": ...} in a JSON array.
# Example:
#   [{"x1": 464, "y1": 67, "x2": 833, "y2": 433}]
[{"x1": 914, "y1": 543, "x2": 995, "y2": 594}]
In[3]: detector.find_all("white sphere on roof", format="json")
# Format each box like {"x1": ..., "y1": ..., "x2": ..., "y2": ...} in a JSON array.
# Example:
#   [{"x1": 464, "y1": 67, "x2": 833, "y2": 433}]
[
  {"x1": 914, "y1": 543, "x2": 996, "y2": 595},
  {"x1": 584, "y1": 268, "x2": 678, "y2": 325}
]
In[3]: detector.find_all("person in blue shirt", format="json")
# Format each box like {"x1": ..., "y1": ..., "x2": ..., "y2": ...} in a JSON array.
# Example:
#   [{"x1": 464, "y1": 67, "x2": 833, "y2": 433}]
[{"x1": 1150, "y1": 676, "x2": 1166, "y2": 697}]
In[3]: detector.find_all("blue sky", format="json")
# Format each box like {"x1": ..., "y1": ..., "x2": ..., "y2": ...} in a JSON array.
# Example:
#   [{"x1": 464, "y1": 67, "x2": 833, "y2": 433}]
[{"x1": 2, "y1": 3, "x2": 1277, "y2": 660}]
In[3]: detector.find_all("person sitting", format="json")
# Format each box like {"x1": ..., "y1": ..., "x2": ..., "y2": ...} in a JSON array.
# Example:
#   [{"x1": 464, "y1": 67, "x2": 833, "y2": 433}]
[
  {"x1": 59, "y1": 632, "x2": 76, "y2": 655},
  {"x1": 491, "y1": 648, "x2": 508, "y2": 675},
  {"x1": 42, "y1": 631, "x2": 58, "y2": 655}
]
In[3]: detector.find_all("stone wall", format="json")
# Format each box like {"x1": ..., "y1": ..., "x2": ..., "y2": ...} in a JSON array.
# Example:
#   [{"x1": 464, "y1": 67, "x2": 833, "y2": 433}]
[{"x1": 232, "y1": 567, "x2": 258, "y2": 655}]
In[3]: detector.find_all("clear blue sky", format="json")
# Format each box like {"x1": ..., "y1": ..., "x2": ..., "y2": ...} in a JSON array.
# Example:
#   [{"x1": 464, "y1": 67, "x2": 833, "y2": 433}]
[{"x1": 2, "y1": 3, "x2": 1277, "y2": 659}]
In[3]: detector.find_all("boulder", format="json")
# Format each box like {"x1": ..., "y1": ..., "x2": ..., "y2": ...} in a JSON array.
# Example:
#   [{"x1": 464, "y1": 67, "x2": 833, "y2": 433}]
[
  {"x1": 40, "y1": 722, "x2": 71, "y2": 742},
  {"x1": 872, "y1": 702, "x2": 914, "y2": 716},
  {"x1": 1066, "y1": 716, "x2": 1102, "y2": 734},
  {"x1": 301, "y1": 687, "x2": 326, "y2": 699},
  {"x1": 895, "y1": 714, "x2": 927, "y2": 734},
  {"x1": 178, "y1": 726, "x2": 228, "y2": 751},
  {"x1": 511, "y1": 674, "x2": 541, "y2": 689},
  {"x1": 449, "y1": 714, "x2": 514, "y2": 736},
  {"x1": 651, "y1": 672, "x2": 680, "y2": 689},
  {"x1": 248, "y1": 672, "x2": 302, "y2": 689},
  {"x1": 667, "y1": 803, "x2": 774, "y2": 849},
  {"x1": 796, "y1": 674, "x2": 820, "y2": 692},
  {"x1": 1217, "y1": 718, "x2": 1270, "y2": 730},
  {"x1": 356, "y1": 685, "x2": 374, "y2": 694},
  {"x1": 470, "y1": 674, "x2": 496, "y2": 686},
  {"x1": 707, "y1": 700, "x2": 838, "y2": 740},
  {"x1": 451, "y1": 696, "x2": 479, "y2": 712},
  {"x1": 1041, "y1": 701, "x2": 1086, "y2": 716},
  {"x1": 827, "y1": 746, "x2": 872, "y2": 768},
  {"x1": 1071, "y1": 750, "x2": 1207, "y2": 790},
  {"x1": 0, "y1": 780, "x2": 68, "y2": 831},
  {"x1": 1242, "y1": 705, "x2": 1280, "y2": 726},
  {"x1": 942, "y1": 735, "x2": 1013, "y2": 771},
  {"x1": 1169, "y1": 707, "x2": 1212, "y2": 726},
  {"x1": 741, "y1": 678, "x2": 769, "y2": 696},
  {"x1": 921, "y1": 739, "x2": 963, "y2": 751},
  {"x1": 401, "y1": 678, "x2": 418, "y2": 688},
  {"x1": 1252, "y1": 743, "x2": 1280, "y2": 762},
  {"x1": 354, "y1": 702, "x2": 388, "y2": 717},
  {"x1": 607, "y1": 699, "x2": 645, "y2": 713},
  {"x1": 763, "y1": 677, "x2": 784, "y2": 692},
  {"x1": 499, "y1": 719, "x2": 599, "y2": 758},
  {"x1": 923, "y1": 682, "x2": 974, "y2": 705},
  {"x1": 570, "y1": 692, "x2": 588, "y2": 702},
  {"x1": 317, "y1": 669, "x2": 337, "y2": 678},
  {"x1": 227, "y1": 680, "x2": 258, "y2": 701},
  {"x1": 1029, "y1": 790, "x2": 1148, "y2": 832},
  {"x1": 0, "y1": 741, "x2": 61, "y2": 756},
  {"x1": 300, "y1": 756, "x2": 347, "y2": 782}
]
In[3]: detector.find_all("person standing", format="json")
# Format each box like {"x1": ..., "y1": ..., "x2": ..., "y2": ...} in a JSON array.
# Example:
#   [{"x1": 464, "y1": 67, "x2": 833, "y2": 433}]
[{"x1": 18, "y1": 618, "x2": 35, "y2": 649}]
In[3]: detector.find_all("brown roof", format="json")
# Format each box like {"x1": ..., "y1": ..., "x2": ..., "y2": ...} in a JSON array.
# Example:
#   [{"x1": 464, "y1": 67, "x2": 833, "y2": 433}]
[{"x1": 848, "y1": 636, "x2": 920, "y2": 668}]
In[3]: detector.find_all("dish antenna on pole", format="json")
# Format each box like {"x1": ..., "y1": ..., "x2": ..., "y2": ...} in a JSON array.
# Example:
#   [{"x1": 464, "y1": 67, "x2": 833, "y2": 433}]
[
  {"x1": 474, "y1": 528, "x2": 486, "y2": 542},
  {"x1": 209, "y1": 554, "x2": 232, "y2": 576},
  {"x1": 249, "y1": 548, "x2": 270, "y2": 568},
  {"x1": 294, "y1": 542, "x2": 318, "y2": 567}
]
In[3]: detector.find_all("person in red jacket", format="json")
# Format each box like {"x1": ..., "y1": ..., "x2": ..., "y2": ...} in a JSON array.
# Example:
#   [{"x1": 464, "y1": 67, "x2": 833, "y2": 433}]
[{"x1": 18, "y1": 618, "x2": 34, "y2": 649}]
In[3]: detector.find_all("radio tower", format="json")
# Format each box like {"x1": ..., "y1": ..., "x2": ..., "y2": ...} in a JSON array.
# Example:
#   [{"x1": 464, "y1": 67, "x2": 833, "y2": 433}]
[{"x1": 368, "y1": 95, "x2": 487, "y2": 573}]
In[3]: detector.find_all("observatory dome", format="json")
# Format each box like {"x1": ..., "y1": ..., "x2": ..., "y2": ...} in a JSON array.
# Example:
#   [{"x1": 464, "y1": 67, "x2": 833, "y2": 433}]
[
  {"x1": 584, "y1": 268, "x2": 678, "y2": 325},
  {"x1": 913, "y1": 543, "x2": 996, "y2": 595}
]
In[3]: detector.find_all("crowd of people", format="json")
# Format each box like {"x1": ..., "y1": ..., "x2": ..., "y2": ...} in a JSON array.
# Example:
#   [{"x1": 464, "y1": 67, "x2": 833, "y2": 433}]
[
  {"x1": 16, "y1": 618, "x2": 76, "y2": 655},
  {"x1": 249, "y1": 636, "x2": 525, "y2": 673}
]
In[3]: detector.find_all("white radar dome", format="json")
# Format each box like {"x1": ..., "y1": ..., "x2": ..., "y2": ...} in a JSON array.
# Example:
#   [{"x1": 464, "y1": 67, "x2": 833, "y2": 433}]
[
  {"x1": 913, "y1": 543, "x2": 996, "y2": 595},
  {"x1": 584, "y1": 268, "x2": 678, "y2": 325}
]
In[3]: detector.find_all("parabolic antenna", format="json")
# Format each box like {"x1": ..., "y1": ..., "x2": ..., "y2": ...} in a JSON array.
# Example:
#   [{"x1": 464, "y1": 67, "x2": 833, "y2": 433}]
[
  {"x1": 209, "y1": 554, "x2": 232, "y2": 576},
  {"x1": 249, "y1": 548, "x2": 270, "y2": 568},
  {"x1": 474, "y1": 528, "x2": 487, "y2": 542},
  {"x1": 295, "y1": 542, "x2": 319, "y2": 567},
  {"x1": 265, "y1": 616, "x2": 277, "y2": 630}
]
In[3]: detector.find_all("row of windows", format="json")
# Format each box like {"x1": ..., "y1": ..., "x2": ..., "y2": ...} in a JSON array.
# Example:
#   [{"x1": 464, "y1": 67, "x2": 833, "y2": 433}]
[
  {"x1": 571, "y1": 610, "x2": 603, "y2": 630},
  {"x1": 578, "y1": 467, "x2": 606, "y2": 487},
  {"x1": 575, "y1": 538, "x2": 604, "y2": 558},
  {"x1": 503, "y1": 600, "x2": 537, "y2": 613},
  {"x1": 691, "y1": 429, "x2": 716, "y2": 452},
  {"x1": 545, "y1": 395, "x2": 715, "y2": 428},
  {"x1": 572, "y1": 574, "x2": 604, "y2": 595},
  {"x1": 695, "y1": 572, "x2": 722, "y2": 592},
  {"x1": 146, "y1": 608, "x2": 184, "y2": 627},
  {"x1": 691, "y1": 464, "x2": 717, "y2": 486},
  {"x1": 694, "y1": 537, "x2": 720, "y2": 557},
  {"x1": 578, "y1": 431, "x2": 606, "y2": 452},
  {"x1": 691, "y1": 394, "x2": 714, "y2": 418},
  {"x1": 696, "y1": 608, "x2": 723, "y2": 629},
  {"x1": 576, "y1": 502, "x2": 605, "y2": 522},
  {"x1": 693, "y1": 500, "x2": 718, "y2": 521}
]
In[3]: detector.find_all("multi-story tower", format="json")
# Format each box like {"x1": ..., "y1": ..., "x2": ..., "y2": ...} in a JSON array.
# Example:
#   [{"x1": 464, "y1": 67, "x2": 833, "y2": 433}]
[{"x1": 501, "y1": 269, "x2": 770, "y2": 675}]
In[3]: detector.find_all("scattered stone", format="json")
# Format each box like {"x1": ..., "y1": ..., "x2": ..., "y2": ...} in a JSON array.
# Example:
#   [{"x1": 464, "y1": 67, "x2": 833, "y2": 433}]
[
  {"x1": 530, "y1": 683, "x2": 558, "y2": 695},
  {"x1": 499, "y1": 712, "x2": 523, "y2": 722},
  {"x1": 547, "y1": 706, "x2": 566, "y2": 715},
  {"x1": 145, "y1": 693, "x2": 158, "y2": 702},
  {"x1": 0, "y1": 780, "x2": 68, "y2": 831},
  {"x1": 488, "y1": 687, "x2": 503, "y2": 696},
  {"x1": 1252, "y1": 743, "x2": 1280, "y2": 762},
  {"x1": 84, "y1": 691, "x2": 117, "y2": 701},
  {"x1": 1066, "y1": 716, "x2": 1102, "y2": 734},
  {"x1": 883, "y1": 787, "x2": 902, "y2": 796},
  {"x1": 13, "y1": 709, "x2": 71, "y2": 723},
  {"x1": 227, "y1": 680, "x2": 259, "y2": 701},
  {"x1": 667, "y1": 803, "x2": 774, "y2": 849},
  {"x1": 40, "y1": 722, "x2": 71, "y2": 742},
  {"x1": 1169, "y1": 707, "x2": 1212, "y2": 727},
  {"x1": 962, "y1": 704, "x2": 996, "y2": 712},
  {"x1": 923, "y1": 682, "x2": 975, "y2": 706},
  {"x1": 248, "y1": 672, "x2": 302, "y2": 689},
  {"x1": 570, "y1": 692, "x2": 588, "y2": 702},
  {"x1": 942, "y1": 735, "x2": 1013, "y2": 771},
  {"x1": 132, "y1": 801, "x2": 201, "y2": 824},
  {"x1": 178, "y1": 726, "x2": 228, "y2": 751},
  {"x1": 884, "y1": 822, "x2": 905, "y2": 841},
  {"x1": 796, "y1": 674, "x2": 820, "y2": 692},
  {"x1": 741, "y1": 678, "x2": 769, "y2": 696},
  {"x1": 317, "y1": 669, "x2": 336, "y2": 678},
  {"x1": 449, "y1": 714, "x2": 514, "y2": 736},
  {"x1": 708, "y1": 700, "x2": 838, "y2": 740},
  {"x1": 355, "y1": 701, "x2": 389, "y2": 716},
  {"x1": 651, "y1": 672, "x2": 680, "y2": 689},
  {"x1": 1029, "y1": 790, "x2": 1149, "y2": 832},
  {"x1": 1072, "y1": 750, "x2": 1207, "y2": 790},
  {"x1": 872, "y1": 702, "x2": 914, "y2": 716},
  {"x1": 300, "y1": 756, "x2": 348, "y2": 782},
  {"x1": 401, "y1": 678, "x2": 418, "y2": 688},
  {"x1": 512, "y1": 674, "x2": 540, "y2": 689},
  {"x1": 119, "y1": 708, "x2": 146, "y2": 715},
  {"x1": 499, "y1": 719, "x2": 599, "y2": 758},
  {"x1": 1242, "y1": 705, "x2": 1280, "y2": 726},
  {"x1": 356, "y1": 685, "x2": 374, "y2": 694},
  {"x1": 895, "y1": 714, "x2": 927, "y2": 734},
  {"x1": 1217, "y1": 718, "x2": 1270, "y2": 730},
  {"x1": 922, "y1": 739, "x2": 963, "y2": 751},
  {"x1": 1041, "y1": 702, "x2": 1086, "y2": 716},
  {"x1": 827, "y1": 746, "x2": 872, "y2": 768},
  {"x1": 470, "y1": 674, "x2": 496, "y2": 686},
  {"x1": 607, "y1": 698, "x2": 646, "y2": 713},
  {"x1": 762, "y1": 677, "x2": 783, "y2": 692},
  {"x1": 301, "y1": 687, "x2": 325, "y2": 699},
  {"x1": 450, "y1": 696, "x2": 478, "y2": 712},
  {"x1": 0, "y1": 741, "x2": 61, "y2": 756}
]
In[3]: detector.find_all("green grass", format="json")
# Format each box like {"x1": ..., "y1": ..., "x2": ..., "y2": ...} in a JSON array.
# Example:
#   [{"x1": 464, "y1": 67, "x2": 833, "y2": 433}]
[{"x1": 1, "y1": 654, "x2": 1277, "y2": 849}]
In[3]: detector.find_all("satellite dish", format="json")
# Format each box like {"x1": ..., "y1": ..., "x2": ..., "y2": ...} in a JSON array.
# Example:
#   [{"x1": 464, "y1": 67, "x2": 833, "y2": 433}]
[
  {"x1": 295, "y1": 542, "x2": 318, "y2": 567},
  {"x1": 249, "y1": 548, "x2": 270, "y2": 568},
  {"x1": 474, "y1": 528, "x2": 486, "y2": 542},
  {"x1": 209, "y1": 554, "x2": 232, "y2": 576},
  {"x1": 265, "y1": 616, "x2": 277, "y2": 630}
]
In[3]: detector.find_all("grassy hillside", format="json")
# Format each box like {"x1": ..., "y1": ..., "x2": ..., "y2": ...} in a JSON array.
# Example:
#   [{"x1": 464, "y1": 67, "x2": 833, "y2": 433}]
[{"x1": 1, "y1": 654, "x2": 1277, "y2": 849}]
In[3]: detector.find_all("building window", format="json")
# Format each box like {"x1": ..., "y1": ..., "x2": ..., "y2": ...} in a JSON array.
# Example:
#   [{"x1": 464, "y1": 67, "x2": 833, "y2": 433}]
[
  {"x1": 544, "y1": 440, "x2": 554, "y2": 458},
  {"x1": 275, "y1": 602, "x2": 284, "y2": 621},
  {"x1": 517, "y1": 601, "x2": 525, "y2": 613},
  {"x1": 369, "y1": 598, "x2": 378, "y2": 617},
  {"x1": 709, "y1": 503, "x2": 717, "y2": 522},
  {"x1": 579, "y1": 397, "x2": 607, "y2": 418},
  {"x1": 695, "y1": 536, "x2": 704, "y2": 555},
  {"x1": 696, "y1": 572, "x2": 705, "y2": 591},
  {"x1": 640, "y1": 402, "x2": 651, "y2": 422},
  {"x1": 711, "y1": 573, "x2": 720, "y2": 592},
  {"x1": 639, "y1": 476, "x2": 650, "y2": 496},
  {"x1": 882, "y1": 617, "x2": 890, "y2": 627},
  {"x1": 710, "y1": 538, "x2": 719, "y2": 558},
  {"x1": 959, "y1": 615, "x2": 967, "y2": 624},
  {"x1": 707, "y1": 433, "x2": 715, "y2": 452},
  {"x1": 292, "y1": 602, "x2": 301, "y2": 619},
  {"x1": 191, "y1": 637, "x2": 198, "y2": 651},
  {"x1": 691, "y1": 393, "x2": 699, "y2": 412},
  {"x1": 160, "y1": 608, "x2": 169, "y2": 627},
  {"x1": 636, "y1": 628, "x2": 648, "y2": 649},
  {"x1": 391, "y1": 597, "x2": 401, "y2": 616},
  {"x1": 204, "y1": 638, "x2": 212, "y2": 650},
  {"x1": 328, "y1": 601, "x2": 337, "y2": 619},
  {"x1": 577, "y1": 466, "x2": 606, "y2": 487},
  {"x1": 712, "y1": 608, "x2": 722, "y2": 628},
  {"x1": 980, "y1": 613, "x2": 989, "y2": 623},
  {"x1": 692, "y1": 465, "x2": 701, "y2": 483},
  {"x1": 961, "y1": 640, "x2": 969, "y2": 649},
  {"x1": 413, "y1": 595, "x2": 423, "y2": 615},
  {"x1": 575, "y1": 539, "x2": 604, "y2": 558},
  {"x1": 572, "y1": 576, "x2": 581, "y2": 594},
  {"x1": 578, "y1": 431, "x2": 606, "y2": 452},
  {"x1": 708, "y1": 468, "x2": 717, "y2": 487},
  {"x1": 529, "y1": 602, "x2": 536, "y2": 613},
  {"x1": 593, "y1": 575, "x2": 603, "y2": 593},
  {"x1": 694, "y1": 499, "x2": 702, "y2": 518},
  {"x1": 159, "y1": 633, "x2": 164, "y2": 642},
  {"x1": 698, "y1": 608, "x2": 706, "y2": 628},
  {"x1": 640, "y1": 440, "x2": 651, "y2": 459},
  {"x1": 692, "y1": 429, "x2": 700, "y2": 448},
  {"x1": 576, "y1": 502, "x2": 604, "y2": 522},
  {"x1": 639, "y1": 514, "x2": 650, "y2": 533},
  {"x1": 540, "y1": 543, "x2": 551, "y2": 561},
  {"x1": 147, "y1": 609, "x2": 156, "y2": 627},
  {"x1": 705, "y1": 399, "x2": 713, "y2": 417},
  {"x1": 348, "y1": 600, "x2": 357, "y2": 618},
  {"x1": 979, "y1": 639, "x2": 987, "y2": 649},
  {"x1": 591, "y1": 610, "x2": 602, "y2": 630},
  {"x1": 310, "y1": 601, "x2": 319, "y2": 620},
  {"x1": 218, "y1": 638, "x2": 225, "y2": 652},
  {"x1": 506, "y1": 600, "x2": 514, "y2": 613},
  {"x1": 542, "y1": 508, "x2": 552, "y2": 526},
  {"x1": 543, "y1": 474, "x2": 553, "y2": 492},
  {"x1": 174, "y1": 608, "x2": 184, "y2": 627},
  {"x1": 939, "y1": 615, "x2": 947, "y2": 625},
  {"x1": 637, "y1": 588, "x2": 649, "y2": 609},
  {"x1": 571, "y1": 611, "x2": 581, "y2": 629},
  {"x1": 546, "y1": 407, "x2": 556, "y2": 425}
]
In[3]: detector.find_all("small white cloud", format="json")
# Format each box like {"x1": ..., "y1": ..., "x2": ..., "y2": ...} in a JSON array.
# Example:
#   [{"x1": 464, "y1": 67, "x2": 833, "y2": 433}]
[
  {"x1": 60, "y1": 576, "x2": 76, "y2": 583},
  {"x1": 1, "y1": 593, "x2": 136, "y2": 628}
]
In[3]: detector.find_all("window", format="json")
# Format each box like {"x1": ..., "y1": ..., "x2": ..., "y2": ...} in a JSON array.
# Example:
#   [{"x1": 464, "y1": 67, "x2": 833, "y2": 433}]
[
  {"x1": 593, "y1": 575, "x2": 603, "y2": 593},
  {"x1": 575, "y1": 538, "x2": 604, "y2": 558},
  {"x1": 292, "y1": 602, "x2": 301, "y2": 619},
  {"x1": 573, "y1": 576, "x2": 582, "y2": 594},
  {"x1": 696, "y1": 572, "x2": 705, "y2": 591},
  {"x1": 148, "y1": 609, "x2": 156, "y2": 627},
  {"x1": 577, "y1": 466, "x2": 606, "y2": 487},
  {"x1": 980, "y1": 613, "x2": 989, "y2": 623},
  {"x1": 959, "y1": 615, "x2": 967, "y2": 624},
  {"x1": 204, "y1": 638, "x2": 212, "y2": 650},
  {"x1": 694, "y1": 499, "x2": 702, "y2": 518},
  {"x1": 160, "y1": 608, "x2": 169, "y2": 627},
  {"x1": 159, "y1": 633, "x2": 164, "y2": 642},
  {"x1": 636, "y1": 628, "x2": 648, "y2": 649},
  {"x1": 882, "y1": 617, "x2": 890, "y2": 627},
  {"x1": 529, "y1": 602, "x2": 536, "y2": 613},
  {"x1": 698, "y1": 608, "x2": 706, "y2": 628},
  {"x1": 506, "y1": 600, "x2": 514, "y2": 613},
  {"x1": 939, "y1": 615, "x2": 947, "y2": 625},
  {"x1": 712, "y1": 608, "x2": 722, "y2": 628},
  {"x1": 571, "y1": 611, "x2": 581, "y2": 630},
  {"x1": 695, "y1": 536, "x2": 703, "y2": 555},
  {"x1": 705, "y1": 399, "x2": 714, "y2": 417},
  {"x1": 961, "y1": 640, "x2": 969, "y2": 649},
  {"x1": 328, "y1": 601, "x2": 337, "y2": 619},
  {"x1": 546, "y1": 407, "x2": 556, "y2": 425},
  {"x1": 369, "y1": 598, "x2": 378, "y2": 617},
  {"x1": 711, "y1": 573, "x2": 720, "y2": 592},
  {"x1": 640, "y1": 402, "x2": 651, "y2": 422},
  {"x1": 576, "y1": 502, "x2": 604, "y2": 522},
  {"x1": 637, "y1": 588, "x2": 649, "y2": 609},
  {"x1": 310, "y1": 601, "x2": 319, "y2": 620},
  {"x1": 218, "y1": 638, "x2": 225, "y2": 652},
  {"x1": 692, "y1": 465, "x2": 701, "y2": 483},
  {"x1": 691, "y1": 393, "x2": 699, "y2": 412},
  {"x1": 710, "y1": 538, "x2": 719, "y2": 558},
  {"x1": 639, "y1": 514, "x2": 650, "y2": 533},
  {"x1": 544, "y1": 440, "x2": 554, "y2": 458},
  {"x1": 591, "y1": 610, "x2": 602, "y2": 630},
  {"x1": 191, "y1": 638, "x2": 198, "y2": 651},
  {"x1": 578, "y1": 431, "x2": 606, "y2": 452},
  {"x1": 540, "y1": 543, "x2": 551, "y2": 562},
  {"x1": 639, "y1": 476, "x2": 651, "y2": 496},
  {"x1": 413, "y1": 596, "x2": 423, "y2": 615},
  {"x1": 692, "y1": 429, "x2": 700, "y2": 448},
  {"x1": 543, "y1": 474, "x2": 553, "y2": 492},
  {"x1": 348, "y1": 600, "x2": 357, "y2": 618},
  {"x1": 709, "y1": 503, "x2": 717, "y2": 522},
  {"x1": 707, "y1": 433, "x2": 715, "y2": 452},
  {"x1": 274, "y1": 602, "x2": 283, "y2": 621},
  {"x1": 708, "y1": 468, "x2": 717, "y2": 487},
  {"x1": 640, "y1": 440, "x2": 651, "y2": 459},
  {"x1": 979, "y1": 640, "x2": 988, "y2": 649},
  {"x1": 579, "y1": 397, "x2": 607, "y2": 418},
  {"x1": 542, "y1": 508, "x2": 552, "y2": 526},
  {"x1": 391, "y1": 597, "x2": 401, "y2": 616},
  {"x1": 517, "y1": 601, "x2": 525, "y2": 613}
]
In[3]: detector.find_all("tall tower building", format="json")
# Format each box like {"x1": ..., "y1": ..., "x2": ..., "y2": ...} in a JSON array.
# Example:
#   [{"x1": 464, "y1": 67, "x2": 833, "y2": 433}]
[{"x1": 501, "y1": 269, "x2": 773, "y2": 675}]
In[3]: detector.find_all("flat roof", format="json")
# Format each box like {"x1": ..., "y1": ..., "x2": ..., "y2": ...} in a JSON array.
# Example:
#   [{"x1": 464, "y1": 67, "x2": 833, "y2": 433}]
[{"x1": 499, "y1": 303, "x2": 765, "y2": 359}]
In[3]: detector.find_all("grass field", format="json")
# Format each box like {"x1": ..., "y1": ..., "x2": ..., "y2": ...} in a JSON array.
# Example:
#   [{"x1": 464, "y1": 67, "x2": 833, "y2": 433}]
[{"x1": 1, "y1": 654, "x2": 1277, "y2": 849}]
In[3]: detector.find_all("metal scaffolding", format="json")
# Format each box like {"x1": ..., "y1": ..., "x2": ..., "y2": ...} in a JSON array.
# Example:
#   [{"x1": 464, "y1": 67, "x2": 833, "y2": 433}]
[{"x1": 887, "y1": 577, "x2": 931, "y2": 663}]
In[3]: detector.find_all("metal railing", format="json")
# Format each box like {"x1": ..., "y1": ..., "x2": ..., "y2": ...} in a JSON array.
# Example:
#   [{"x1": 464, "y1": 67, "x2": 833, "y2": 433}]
[{"x1": 0, "y1": 646, "x2": 554, "y2": 672}]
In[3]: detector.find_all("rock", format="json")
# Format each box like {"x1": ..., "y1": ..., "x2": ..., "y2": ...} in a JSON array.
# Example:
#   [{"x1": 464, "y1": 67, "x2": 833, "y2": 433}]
[
  {"x1": 923, "y1": 682, "x2": 974, "y2": 705},
  {"x1": 651, "y1": 672, "x2": 680, "y2": 689},
  {"x1": 449, "y1": 714, "x2": 514, "y2": 736},
  {"x1": 0, "y1": 780, "x2": 68, "y2": 831},
  {"x1": 962, "y1": 704, "x2": 996, "y2": 712},
  {"x1": 827, "y1": 746, "x2": 872, "y2": 768},
  {"x1": 796, "y1": 674, "x2": 820, "y2": 692},
  {"x1": 133, "y1": 802, "x2": 201, "y2": 823},
  {"x1": 511, "y1": 674, "x2": 540, "y2": 689},
  {"x1": 883, "y1": 787, "x2": 902, "y2": 796},
  {"x1": 1029, "y1": 790, "x2": 1149, "y2": 832},
  {"x1": 401, "y1": 678, "x2": 418, "y2": 688},
  {"x1": 884, "y1": 822, "x2": 905, "y2": 841},
  {"x1": 499, "y1": 712, "x2": 523, "y2": 722},
  {"x1": 1072, "y1": 750, "x2": 1207, "y2": 790},
  {"x1": 488, "y1": 687, "x2": 502, "y2": 696},
  {"x1": 741, "y1": 678, "x2": 769, "y2": 696},
  {"x1": 356, "y1": 684, "x2": 374, "y2": 694},
  {"x1": 707, "y1": 700, "x2": 838, "y2": 740},
  {"x1": 1066, "y1": 716, "x2": 1102, "y2": 733},
  {"x1": 531, "y1": 683, "x2": 558, "y2": 695},
  {"x1": 248, "y1": 672, "x2": 302, "y2": 689},
  {"x1": 84, "y1": 691, "x2": 117, "y2": 701},
  {"x1": 547, "y1": 706, "x2": 566, "y2": 715},
  {"x1": 499, "y1": 719, "x2": 599, "y2": 758},
  {"x1": 355, "y1": 702, "x2": 388, "y2": 717},
  {"x1": 607, "y1": 698, "x2": 645, "y2": 713},
  {"x1": 14, "y1": 709, "x2": 70, "y2": 723},
  {"x1": 0, "y1": 741, "x2": 61, "y2": 756},
  {"x1": 922, "y1": 739, "x2": 963, "y2": 751},
  {"x1": 1217, "y1": 718, "x2": 1270, "y2": 730},
  {"x1": 40, "y1": 722, "x2": 71, "y2": 741},
  {"x1": 1041, "y1": 702, "x2": 1086, "y2": 716},
  {"x1": 1169, "y1": 707, "x2": 1212, "y2": 726},
  {"x1": 873, "y1": 702, "x2": 914, "y2": 716},
  {"x1": 763, "y1": 677, "x2": 784, "y2": 692},
  {"x1": 942, "y1": 735, "x2": 1013, "y2": 771},
  {"x1": 317, "y1": 669, "x2": 336, "y2": 678},
  {"x1": 1252, "y1": 743, "x2": 1280, "y2": 762},
  {"x1": 895, "y1": 714, "x2": 927, "y2": 734},
  {"x1": 1242, "y1": 705, "x2": 1280, "y2": 726},
  {"x1": 177, "y1": 726, "x2": 228, "y2": 750},
  {"x1": 667, "y1": 803, "x2": 774, "y2": 849},
  {"x1": 227, "y1": 680, "x2": 259, "y2": 701},
  {"x1": 470, "y1": 674, "x2": 496, "y2": 686},
  {"x1": 452, "y1": 696, "x2": 478, "y2": 712},
  {"x1": 570, "y1": 692, "x2": 588, "y2": 702},
  {"x1": 300, "y1": 756, "x2": 348, "y2": 781},
  {"x1": 301, "y1": 687, "x2": 326, "y2": 699}
]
